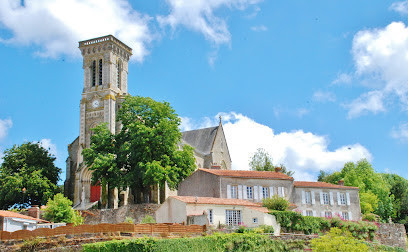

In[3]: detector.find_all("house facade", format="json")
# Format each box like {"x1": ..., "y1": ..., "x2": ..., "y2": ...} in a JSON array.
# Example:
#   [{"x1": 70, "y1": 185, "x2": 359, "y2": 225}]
[
  {"x1": 178, "y1": 168, "x2": 362, "y2": 221},
  {"x1": 0, "y1": 210, "x2": 48, "y2": 232},
  {"x1": 155, "y1": 196, "x2": 280, "y2": 234}
]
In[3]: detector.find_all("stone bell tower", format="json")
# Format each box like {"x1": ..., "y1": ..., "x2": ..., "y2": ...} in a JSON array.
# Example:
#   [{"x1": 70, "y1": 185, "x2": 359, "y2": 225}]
[{"x1": 65, "y1": 35, "x2": 132, "y2": 208}]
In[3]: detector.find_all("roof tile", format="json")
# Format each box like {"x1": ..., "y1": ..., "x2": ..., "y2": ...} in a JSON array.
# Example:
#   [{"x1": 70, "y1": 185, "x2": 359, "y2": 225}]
[
  {"x1": 0, "y1": 210, "x2": 48, "y2": 222},
  {"x1": 294, "y1": 181, "x2": 359, "y2": 190},
  {"x1": 199, "y1": 168, "x2": 294, "y2": 180},
  {"x1": 172, "y1": 196, "x2": 262, "y2": 207}
]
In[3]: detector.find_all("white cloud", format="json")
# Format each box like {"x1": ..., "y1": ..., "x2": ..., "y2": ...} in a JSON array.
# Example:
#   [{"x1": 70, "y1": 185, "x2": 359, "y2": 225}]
[
  {"x1": 184, "y1": 112, "x2": 372, "y2": 181},
  {"x1": 0, "y1": 0, "x2": 153, "y2": 61},
  {"x1": 0, "y1": 118, "x2": 12, "y2": 140},
  {"x1": 251, "y1": 25, "x2": 267, "y2": 32},
  {"x1": 158, "y1": 0, "x2": 262, "y2": 45},
  {"x1": 344, "y1": 90, "x2": 386, "y2": 118},
  {"x1": 180, "y1": 116, "x2": 216, "y2": 131},
  {"x1": 391, "y1": 122, "x2": 408, "y2": 142},
  {"x1": 39, "y1": 138, "x2": 58, "y2": 157},
  {"x1": 345, "y1": 22, "x2": 408, "y2": 117},
  {"x1": 312, "y1": 91, "x2": 336, "y2": 103},
  {"x1": 390, "y1": 1, "x2": 408, "y2": 15},
  {"x1": 331, "y1": 73, "x2": 352, "y2": 85}
]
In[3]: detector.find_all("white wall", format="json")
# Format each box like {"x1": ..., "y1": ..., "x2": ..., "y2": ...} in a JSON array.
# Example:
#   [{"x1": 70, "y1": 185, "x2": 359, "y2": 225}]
[
  {"x1": 155, "y1": 198, "x2": 187, "y2": 224},
  {"x1": 3, "y1": 218, "x2": 37, "y2": 232}
]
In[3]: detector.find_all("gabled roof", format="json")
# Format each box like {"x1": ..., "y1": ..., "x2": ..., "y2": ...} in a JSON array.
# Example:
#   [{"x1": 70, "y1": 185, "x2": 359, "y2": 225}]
[
  {"x1": 181, "y1": 126, "x2": 218, "y2": 156},
  {"x1": 294, "y1": 181, "x2": 359, "y2": 190},
  {"x1": 199, "y1": 168, "x2": 294, "y2": 180},
  {"x1": 171, "y1": 196, "x2": 262, "y2": 207},
  {"x1": 0, "y1": 210, "x2": 48, "y2": 223}
]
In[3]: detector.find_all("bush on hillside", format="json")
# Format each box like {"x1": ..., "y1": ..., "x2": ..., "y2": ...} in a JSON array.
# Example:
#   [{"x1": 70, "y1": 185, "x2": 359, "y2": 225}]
[
  {"x1": 43, "y1": 193, "x2": 83, "y2": 226},
  {"x1": 263, "y1": 195, "x2": 290, "y2": 211},
  {"x1": 310, "y1": 228, "x2": 369, "y2": 252}
]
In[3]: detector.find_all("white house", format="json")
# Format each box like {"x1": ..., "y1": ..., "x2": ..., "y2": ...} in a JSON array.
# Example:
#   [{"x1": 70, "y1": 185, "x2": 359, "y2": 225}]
[
  {"x1": 155, "y1": 196, "x2": 280, "y2": 235},
  {"x1": 0, "y1": 210, "x2": 48, "y2": 232}
]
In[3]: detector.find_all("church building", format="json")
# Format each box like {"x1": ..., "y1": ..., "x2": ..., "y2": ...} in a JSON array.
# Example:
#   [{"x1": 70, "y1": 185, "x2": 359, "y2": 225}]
[{"x1": 64, "y1": 35, "x2": 231, "y2": 209}]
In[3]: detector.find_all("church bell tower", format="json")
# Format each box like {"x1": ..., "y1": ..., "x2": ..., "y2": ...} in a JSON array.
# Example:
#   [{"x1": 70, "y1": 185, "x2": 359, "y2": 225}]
[{"x1": 69, "y1": 35, "x2": 132, "y2": 207}]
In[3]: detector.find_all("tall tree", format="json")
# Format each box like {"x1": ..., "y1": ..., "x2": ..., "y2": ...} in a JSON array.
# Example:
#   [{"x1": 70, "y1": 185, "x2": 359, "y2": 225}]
[
  {"x1": 249, "y1": 148, "x2": 294, "y2": 176},
  {"x1": 82, "y1": 96, "x2": 196, "y2": 204},
  {"x1": 0, "y1": 142, "x2": 61, "y2": 209}
]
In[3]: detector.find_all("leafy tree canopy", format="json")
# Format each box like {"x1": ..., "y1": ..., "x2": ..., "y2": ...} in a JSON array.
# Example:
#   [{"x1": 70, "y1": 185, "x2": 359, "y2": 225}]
[
  {"x1": 249, "y1": 148, "x2": 294, "y2": 176},
  {"x1": 0, "y1": 142, "x2": 61, "y2": 209},
  {"x1": 83, "y1": 96, "x2": 196, "y2": 203},
  {"x1": 43, "y1": 193, "x2": 83, "y2": 225}
]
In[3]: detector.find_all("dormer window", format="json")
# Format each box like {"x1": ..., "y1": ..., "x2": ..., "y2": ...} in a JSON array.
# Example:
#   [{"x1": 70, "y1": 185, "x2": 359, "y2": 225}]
[
  {"x1": 98, "y1": 59, "x2": 103, "y2": 85},
  {"x1": 91, "y1": 60, "x2": 96, "y2": 87}
]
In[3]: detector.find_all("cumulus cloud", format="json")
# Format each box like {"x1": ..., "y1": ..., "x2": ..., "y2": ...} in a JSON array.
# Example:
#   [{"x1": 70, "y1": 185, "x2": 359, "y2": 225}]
[
  {"x1": 390, "y1": 1, "x2": 408, "y2": 15},
  {"x1": 251, "y1": 25, "x2": 267, "y2": 32},
  {"x1": 183, "y1": 112, "x2": 372, "y2": 180},
  {"x1": 0, "y1": 0, "x2": 153, "y2": 61},
  {"x1": 39, "y1": 138, "x2": 58, "y2": 157},
  {"x1": 158, "y1": 0, "x2": 262, "y2": 45},
  {"x1": 312, "y1": 91, "x2": 336, "y2": 103},
  {"x1": 0, "y1": 118, "x2": 12, "y2": 140},
  {"x1": 345, "y1": 22, "x2": 408, "y2": 117},
  {"x1": 391, "y1": 123, "x2": 408, "y2": 142},
  {"x1": 331, "y1": 73, "x2": 352, "y2": 85}
]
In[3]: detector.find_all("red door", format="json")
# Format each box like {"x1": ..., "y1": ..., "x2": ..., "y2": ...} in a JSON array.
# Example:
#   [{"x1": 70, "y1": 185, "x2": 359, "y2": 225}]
[{"x1": 90, "y1": 183, "x2": 101, "y2": 202}]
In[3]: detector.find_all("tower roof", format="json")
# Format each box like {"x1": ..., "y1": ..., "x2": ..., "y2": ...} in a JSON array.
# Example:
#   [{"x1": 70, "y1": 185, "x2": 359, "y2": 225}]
[
  {"x1": 78, "y1": 35, "x2": 132, "y2": 56},
  {"x1": 181, "y1": 126, "x2": 219, "y2": 156}
]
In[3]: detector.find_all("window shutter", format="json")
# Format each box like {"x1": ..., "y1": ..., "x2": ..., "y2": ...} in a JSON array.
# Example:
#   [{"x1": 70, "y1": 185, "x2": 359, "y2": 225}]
[
  {"x1": 227, "y1": 185, "x2": 231, "y2": 199},
  {"x1": 320, "y1": 191, "x2": 324, "y2": 205},
  {"x1": 254, "y1": 186, "x2": 258, "y2": 201},
  {"x1": 311, "y1": 191, "x2": 315, "y2": 205},
  {"x1": 349, "y1": 211, "x2": 352, "y2": 221},
  {"x1": 238, "y1": 185, "x2": 243, "y2": 199},
  {"x1": 259, "y1": 186, "x2": 263, "y2": 200},
  {"x1": 313, "y1": 211, "x2": 316, "y2": 217},
  {"x1": 321, "y1": 211, "x2": 325, "y2": 217},
  {"x1": 329, "y1": 192, "x2": 334, "y2": 206},
  {"x1": 269, "y1": 187, "x2": 273, "y2": 198},
  {"x1": 337, "y1": 192, "x2": 341, "y2": 205},
  {"x1": 282, "y1": 187, "x2": 286, "y2": 198},
  {"x1": 302, "y1": 210, "x2": 306, "y2": 216},
  {"x1": 301, "y1": 191, "x2": 306, "y2": 204},
  {"x1": 346, "y1": 192, "x2": 350, "y2": 206},
  {"x1": 243, "y1": 185, "x2": 247, "y2": 199}
]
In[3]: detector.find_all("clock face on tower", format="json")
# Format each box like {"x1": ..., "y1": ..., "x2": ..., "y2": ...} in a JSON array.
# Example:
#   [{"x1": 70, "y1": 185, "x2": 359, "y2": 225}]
[{"x1": 92, "y1": 99, "x2": 100, "y2": 108}]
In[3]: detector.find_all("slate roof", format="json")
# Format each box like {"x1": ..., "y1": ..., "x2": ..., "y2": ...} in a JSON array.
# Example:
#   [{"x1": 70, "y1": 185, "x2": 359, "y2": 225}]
[
  {"x1": 199, "y1": 168, "x2": 294, "y2": 180},
  {"x1": 181, "y1": 126, "x2": 219, "y2": 155},
  {"x1": 0, "y1": 210, "x2": 48, "y2": 223},
  {"x1": 294, "y1": 181, "x2": 359, "y2": 190},
  {"x1": 171, "y1": 196, "x2": 262, "y2": 207}
]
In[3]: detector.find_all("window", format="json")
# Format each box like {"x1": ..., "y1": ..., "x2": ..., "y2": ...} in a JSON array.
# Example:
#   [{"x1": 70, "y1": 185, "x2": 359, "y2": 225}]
[
  {"x1": 226, "y1": 210, "x2": 241, "y2": 226},
  {"x1": 342, "y1": 212, "x2": 349, "y2": 220},
  {"x1": 305, "y1": 191, "x2": 311, "y2": 204},
  {"x1": 92, "y1": 60, "x2": 96, "y2": 87},
  {"x1": 117, "y1": 60, "x2": 122, "y2": 88},
  {"x1": 252, "y1": 217, "x2": 258, "y2": 224},
  {"x1": 340, "y1": 193, "x2": 346, "y2": 205},
  {"x1": 262, "y1": 187, "x2": 269, "y2": 199},
  {"x1": 306, "y1": 210, "x2": 313, "y2": 216},
  {"x1": 278, "y1": 187, "x2": 285, "y2": 197},
  {"x1": 322, "y1": 192, "x2": 329, "y2": 205},
  {"x1": 325, "y1": 212, "x2": 332, "y2": 218},
  {"x1": 98, "y1": 59, "x2": 103, "y2": 85},
  {"x1": 23, "y1": 224, "x2": 28, "y2": 230},
  {"x1": 247, "y1": 186, "x2": 253, "y2": 199},
  {"x1": 231, "y1": 185, "x2": 238, "y2": 199},
  {"x1": 208, "y1": 209, "x2": 213, "y2": 224}
]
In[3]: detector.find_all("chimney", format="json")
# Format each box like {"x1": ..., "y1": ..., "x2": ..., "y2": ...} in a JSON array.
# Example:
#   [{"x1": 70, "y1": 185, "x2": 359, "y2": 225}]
[
  {"x1": 274, "y1": 167, "x2": 282, "y2": 173},
  {"x1": 338, "y1": 179, "x2": 344, "y2": 186},
  {"x1": 28, "y1": 205, "x2": 40, "y2": 219}
]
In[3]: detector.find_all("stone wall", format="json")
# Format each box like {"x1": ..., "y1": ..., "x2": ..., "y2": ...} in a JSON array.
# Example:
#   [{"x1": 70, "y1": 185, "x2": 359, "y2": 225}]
[
  {"x1": 375, "y1": 223, "x2": 407, "y2": 249},
  {"x1": 82, "y1": 204, "x2": 159, "y2": 225}
]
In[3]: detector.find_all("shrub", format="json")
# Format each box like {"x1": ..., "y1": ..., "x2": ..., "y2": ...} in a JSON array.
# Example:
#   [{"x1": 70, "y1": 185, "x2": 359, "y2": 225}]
[
  {"x1": 310, "y1": 227, "x2": 369, "y2": 252},
  {"x1": 43, "y1": 193, "x2": 83, "y2": 226},
  {"x1": 263, "y1": 195, "x2": 290, "y2": 211},
  {"x1": 141, "y1": 215, "x2": 156, "y2": 224},
  {"x1": 362, "y1": 213, "x2": 376, "y2": 222},
  {"x1": 125, "y1": 216, "x2": 135, "y2": 224},
  {"x1": 82, "y1": 233, "x2": 305, "y2": 252}
]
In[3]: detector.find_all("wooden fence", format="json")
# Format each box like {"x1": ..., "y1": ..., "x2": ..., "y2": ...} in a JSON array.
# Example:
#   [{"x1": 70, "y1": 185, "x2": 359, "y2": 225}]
[{"x1": 0, "y1": 223, "x2": 206, "y2": 241}]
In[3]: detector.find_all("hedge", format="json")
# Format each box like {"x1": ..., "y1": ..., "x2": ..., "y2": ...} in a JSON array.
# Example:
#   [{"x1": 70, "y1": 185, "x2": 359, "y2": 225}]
[
  {"x1": 82, "y1": 233, "x2": 305, "y2": 252},
  {"x1": 270, "y1": 210, "x2": 378, "y2": 240}
]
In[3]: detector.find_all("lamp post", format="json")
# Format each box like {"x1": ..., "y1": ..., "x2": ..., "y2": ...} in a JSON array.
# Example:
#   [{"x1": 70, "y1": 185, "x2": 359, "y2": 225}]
[{"x1": 22, "y1": 187, "x2": 26, "y2": 208}]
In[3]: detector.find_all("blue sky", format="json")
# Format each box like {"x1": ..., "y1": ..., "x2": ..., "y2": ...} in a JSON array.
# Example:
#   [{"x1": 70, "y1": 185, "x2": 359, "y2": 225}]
[{"x1": 1, "y1": 0, "x2": 408, "y2": 183}]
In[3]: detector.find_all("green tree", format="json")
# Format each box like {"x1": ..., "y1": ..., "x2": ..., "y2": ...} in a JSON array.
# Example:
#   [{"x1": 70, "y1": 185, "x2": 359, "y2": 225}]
[
  {"x1": 43, "y1": 193, "x2": 83, "y2": 225},
  {"x1": 0, "y1": 142, "x2": 61, "y2": 209},
  {"x1": 382, "y1": 173, "x2": 408, "y2": 223},
  {"x1": 263, "y1": 195, "x2": 290, "y2": 211},
  {"x1": 83, "y1": 96, "x2": 196, "y2": 204},
  {"x1": 249, "y1": 148, "x2": 294, "y2": 176}
]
